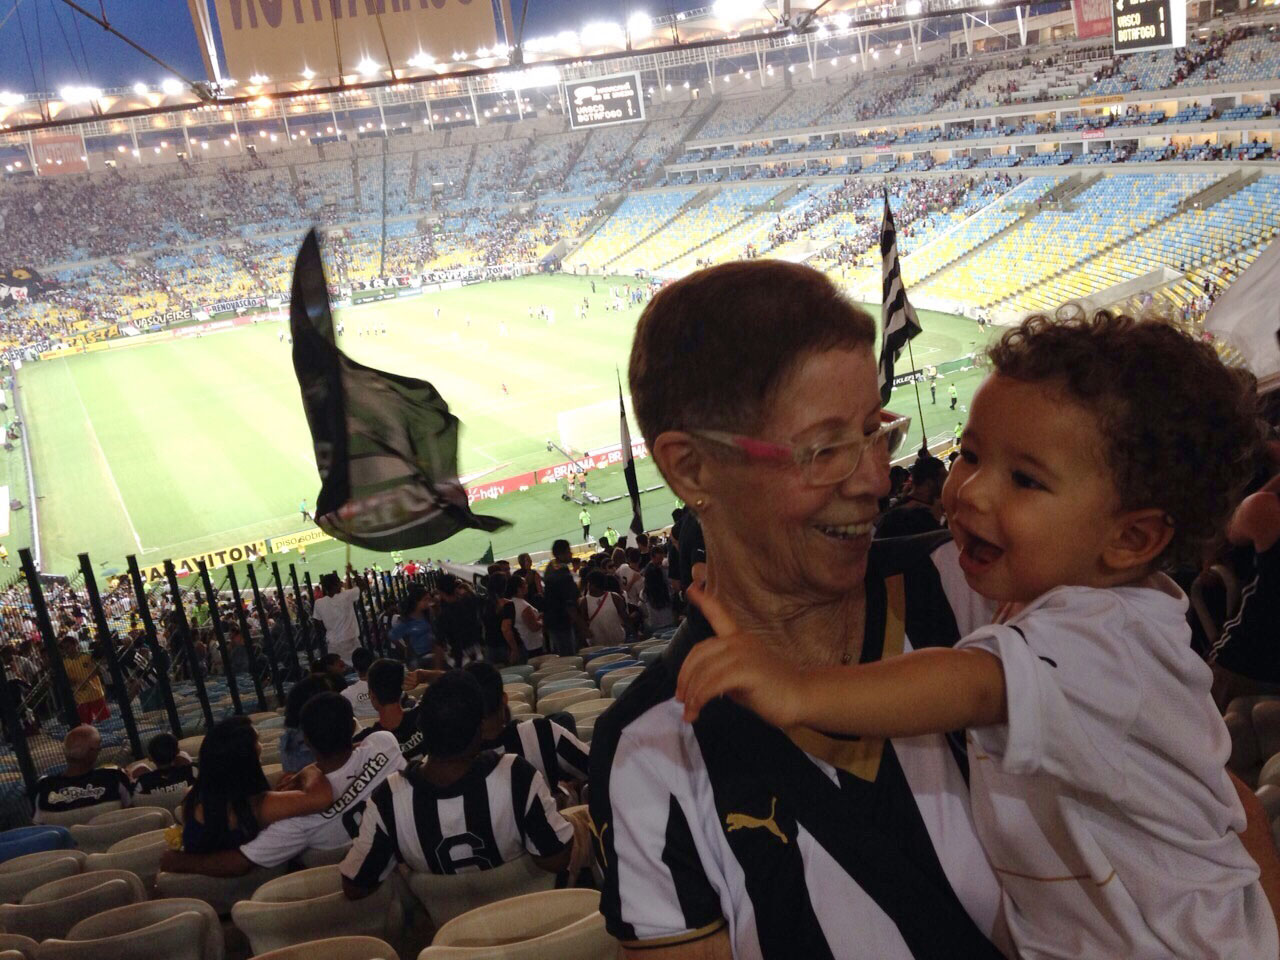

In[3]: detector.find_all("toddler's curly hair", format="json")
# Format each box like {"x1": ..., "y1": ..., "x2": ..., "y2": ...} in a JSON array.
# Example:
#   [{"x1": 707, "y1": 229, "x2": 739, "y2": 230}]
[{"x1": 987, "y1": 309, "x2": 1259, "y2": 566}]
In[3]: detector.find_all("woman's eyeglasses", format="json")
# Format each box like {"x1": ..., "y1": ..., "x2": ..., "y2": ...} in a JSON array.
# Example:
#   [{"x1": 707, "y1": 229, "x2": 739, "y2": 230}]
[{"x1": 691, "y1": 410, "x2": 912, "y2": 487}]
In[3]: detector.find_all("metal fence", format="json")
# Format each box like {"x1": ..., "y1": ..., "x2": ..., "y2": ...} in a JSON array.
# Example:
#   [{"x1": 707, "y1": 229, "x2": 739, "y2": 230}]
[{"x1": 0, "y1": 547, "x2": 438, "y2": 828}]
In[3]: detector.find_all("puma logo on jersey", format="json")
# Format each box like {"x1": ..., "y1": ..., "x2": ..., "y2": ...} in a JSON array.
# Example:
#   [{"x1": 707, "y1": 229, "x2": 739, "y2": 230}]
[{"x1": 725, "y1": 797, "x2": 788, "y2": 844}]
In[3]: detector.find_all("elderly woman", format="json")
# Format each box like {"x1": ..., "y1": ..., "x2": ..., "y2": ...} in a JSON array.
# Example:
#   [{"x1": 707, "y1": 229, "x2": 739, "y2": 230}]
[{"x1": 589, "y1": 261, "x2": 1008, "y2": 960}]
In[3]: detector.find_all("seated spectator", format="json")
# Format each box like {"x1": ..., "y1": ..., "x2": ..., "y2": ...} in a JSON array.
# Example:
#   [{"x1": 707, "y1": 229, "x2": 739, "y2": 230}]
[
  {"x1": 32, "y1": 725, "x2": 132, "y2": 823},
  {"x1": 279, "y1": 674, "x2": 332, "y2": 773},
  {"x1": 318, "y1": 653, "x2": 349, "y2": 691},
  {"x1": 162, "y1": 695, "x2": 402, "y2": 875},
  {"x1": 131, "y1": 733, "x2": 196, "y2": 797},
  {"x1": 342, "y1": 648, "x2": 378, "y2": 720},
  {"x1": 340, "y1": 671, "x2": 577, "y2": 898},
  {"x1": 466, "y1": 663, "x2": 589, "y2": 788},
  {"x1": 352, "y1": 658, "x2": 438, "y2": 761},
  {"x1": 163, "y1": 716, "x2": 331, "y2": 858},
  {"x1": 640, "y1": 562, "x2": 677, "y2": 633},
  {"x1": 59, "y1": 635, "x2": 110, "y2": 725},
  {"x1": 875, "y1": 453, "x2": 947, "y2": 538}
]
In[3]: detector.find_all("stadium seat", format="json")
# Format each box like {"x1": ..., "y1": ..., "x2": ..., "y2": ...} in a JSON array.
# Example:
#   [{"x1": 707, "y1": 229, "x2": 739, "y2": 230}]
[
  {"x1": 297, "y1": 844, "x2": 352, "y2": 869},
  {"x1": 71, "y1": 810, "x2": 171, "y2": 854},
  {"x1": 256, "y1": 717, "x2": 287, "y2": 732},
  {"x1": 503, "y1": 683, "x2": 534, "y2": 704},
  {"x1": 246, "y1": 937, "x2": 398, "y2": 960},
  {"x1": 508, "y1": 702, "x2": 533, "y2": 719},
  {"x1": 501, "y1": 666, "x2": 534, "y2": 682},
  {"x1": 231, "y1": 865, "x2": 402, "y2": 956},
  {"x1": 33, "y1": 801, "x2": 124, "y2": 828},
  {"x1": 0, "y1": 875, "x2": 144, "y2": 942},
  {"x1": 537, "y1": 679, "x2": 595, "y2": 698},
  {"x1": 178, "y1": 737, "x2": 205, "y2": 757},
  {"x1": 404, "y1": 855, "x2": 556, "y2": 929},
  {"x1": 563, "y1": 700, "x2": 611, "y2": 724},
  {"x1": 537, "y1": 690, "x2": 601, "y2": 717},
  {"x1": 0, "y1": 935, "x2": 38, "y2": 960},
  {"x1": 85, "y1": 830, "x2": 170, "y2": 889},
  {"x1": 131, "y1": 790, "x2": 187, "y2": 812},
  {"x1": 533, "y1": 669, "x2": 589, "y2": 689},
  {"x1": 611, "y1": 679, "x2": 635, "y2": 700},
  {"x1": 263, "y1": 764, "x2": 286, "y2": 789},
  {"x1": 156, "y1": 865, "x2": 288, "y2": 917},
  {"x1": 0, "y1": 828, "x2": 75, "y2": 864},
  {"x1": 601, "y1": 668, "x2": 643, "y2": 697},
  {"x1": 90, "y1": 807, "x2": 174, "y2": 827},
  {"x1": 0, "y1": 855, "x2": 83, "y2": 904},
  {"x1": 421, "y1": 888, "x2": 611, "y2": 959},
  {"x1": 36, "y1": 909, "x2": 209, "y2": 960}
]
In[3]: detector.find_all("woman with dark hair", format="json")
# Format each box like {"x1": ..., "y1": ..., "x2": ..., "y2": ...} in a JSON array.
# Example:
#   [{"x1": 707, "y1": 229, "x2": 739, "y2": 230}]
[
  {"x1": 172, "y1": 716, "x2": 331, "y2": 855},
  {"x1": 639, "y1": 562, "x2": 675, "y2": 633},
  {"x1": 481, "y1": 573, "x2": 519, "y2": 666},
  {"x1": 506, "y1": 571, "x2": 544, "y2": 659}
]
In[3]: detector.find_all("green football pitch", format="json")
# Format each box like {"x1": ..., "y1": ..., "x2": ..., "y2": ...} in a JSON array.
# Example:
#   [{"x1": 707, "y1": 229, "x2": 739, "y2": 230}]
[{"x1": 13, "y1": 273, "x2": 994, "y2": 577}]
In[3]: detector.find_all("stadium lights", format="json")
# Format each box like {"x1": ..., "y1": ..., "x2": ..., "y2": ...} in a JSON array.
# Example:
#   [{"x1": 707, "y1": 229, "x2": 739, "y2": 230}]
[
  {"x1": 357, "y1": 58, "x2": 380, "y2": 77},
  {"x1": 59, "y1": 85, "x2": 102, "y2": 104},
  {"x1": 833, "y1": 12, "x2": 852, "y2": 28},
  {"x1": 712, "y1": 0, "x2": 759, "y2": 23},
  {"x1": 161, "y1": 78, "x2": 184, "y2": 95},
  {"x1": 816, "y1": 25, "x2": 829, "y2": 39},
  {"x1": 132, "y1": 82, "x2": 148, "y2": 95},
  {"x1": 201, "y1": 141, "x2": 208, "y2": 149},
  {"x1": 904, "y1": 0, "x2": 923, "y2": 14},
  {"x1": 580, "y1": 21, "x2": 625, "y2": 48},
  {"x1": 0, "y1": 91, "x2": 23, "y2": 106},
  {"x1": 408, "y1": 51, "x2": 435, "y2": 68},
  {"x1": 896, "y1": 42, "x2": 903, "y2": 54},
  {"x1": 301, "y1": 67, "x2": 316, "y2": 80},
  {"x1": 665, "y1": 83, "x2": 671, "y2": 91},
  {"x1": 872, "y1": 48, "x2": 880, "y2": 59},
  {"x1": 117, "y1": 144, "x2": 126, "y2": 152},
  {"x1": 249, "y1": 74, "x2": 269, "y2": 84},
  {"x1": 627, "y1": 11, "x2": 653, "y2": 40},
  {"x1": 682, "y1": 80, "x2": 690, "y2": 88},
  {"x1": 131, "y1": 148, "x2": 140, "y2": 156}
]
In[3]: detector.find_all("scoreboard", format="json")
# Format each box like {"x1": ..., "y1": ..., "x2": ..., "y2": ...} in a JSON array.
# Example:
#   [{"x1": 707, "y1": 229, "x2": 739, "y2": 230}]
[
  {"x1": 566, "y1": 73, "x2": 645, "y2": 130},
  {"x1": 1111, "y1": 0, "x2": 1186, "y2": 54}
]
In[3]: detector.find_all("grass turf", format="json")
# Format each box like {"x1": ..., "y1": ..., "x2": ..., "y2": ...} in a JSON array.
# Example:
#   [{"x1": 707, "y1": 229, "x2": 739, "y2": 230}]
[{"x1": 16, "y1": 273, "x2": 993, "y2": 577}]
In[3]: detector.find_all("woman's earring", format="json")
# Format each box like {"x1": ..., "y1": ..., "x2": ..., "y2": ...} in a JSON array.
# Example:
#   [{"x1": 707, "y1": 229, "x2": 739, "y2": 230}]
[{"x1": 695, "y1": 498, "x2": 706, "y2": 509}]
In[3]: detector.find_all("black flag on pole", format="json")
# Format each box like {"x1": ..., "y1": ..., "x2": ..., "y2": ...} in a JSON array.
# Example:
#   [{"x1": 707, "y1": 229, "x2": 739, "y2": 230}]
[
  {"x1": 290, "y1": 228, "x2": 509, "y2": 551},
  {"x1": 618, "y1": 371, "x2": 644, "y2": 537},
  {"x1": 877, "y1": 190, "x2": 923, "y2": 405}
]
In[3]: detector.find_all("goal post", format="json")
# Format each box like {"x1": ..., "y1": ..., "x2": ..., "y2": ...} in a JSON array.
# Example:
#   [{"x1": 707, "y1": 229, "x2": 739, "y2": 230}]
[{"x1": 556, "y1": 395, "x2": 638, "y2": 456}]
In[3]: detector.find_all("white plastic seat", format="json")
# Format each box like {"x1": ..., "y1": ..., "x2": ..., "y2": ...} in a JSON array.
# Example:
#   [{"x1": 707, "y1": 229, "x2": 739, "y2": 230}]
[
  {"x1": 537, "y1": 689, "x2": 601, "y2": 717},
  {"x1": 85, "y1": 830, "x2": 170, "y2": 888},
  {"x1": 0, "y1": 935, "x2": 38, "y2": 960},
  {"x1": 65, "y1": 897, "x2": 224, "y2": 960},
  {"x1": 537, "y1": 679, "x2": 596, "y2": 699},
  {"x1": 298, "y1": 843, "x2": 351, "y2": 868},
  {"x1": 177, "y1": 737, "x2": 205, "y2": 757},
  {"x1": 576, "y1": 723, "x2": 595, "y2": 744},
  {"x1": 0, "y1": 855, "x2": 83, "y2": 904},
  {"x1": 262, "y1": 764, "x2": 285, "y2": 789},
  {"x1": 156, "y1": 865, "x2": 288, "y2": 917},
  {"x1": 247, "y1": 937, "x2": 398, "y2": 960},
  {"x1": 70, "y1": 810, "x2": 171, "y2": 854},
  {"x1": 247, "y1": 712, "x2": 280, "y2": 723},
  {"x1": 507, "y1": 702, "x2": 533, "y2": 718},
  {"x1": 231, "y1": 864, "x2": 402, "y2": 956},
  {"x1": 563, "y1": 700, "x2": 611, "y2": 723},
  {"x1": 34, "y1": 801, "x2": 124, "y2": 827},
  {"x1": 404, "y1": 855, "x2": 556, "y2": 929},
  {"x1": 601, "y1": 667, "x2": 643, "y2": 697},
  {"x1": 255, "y1": 717, "x2": 286, "y2": 732},
  {"x1": 131, "y1": 790, "x2": 188, "y2": 812},
  {"x1": 0, "y1": 877, "x2": 143, "y2": 941},
  {"x1": 532, "y1": 669, "x2": 588, "y2": 689},
  {"x1": 89, "y1": 807, "x2": 175, "y2": 827},
  {"x1": 23, "y1": 868, "x2": 147, "y2": 904},
  {"x1": 36, "y1": 909, "x2": 208, "y2": 960},
  {"x1": 421, "y1": 888, "x2": 612, "y2": 959},
  {"x1": 503, "y1": 683, "x2": 534, "y2": 704}
]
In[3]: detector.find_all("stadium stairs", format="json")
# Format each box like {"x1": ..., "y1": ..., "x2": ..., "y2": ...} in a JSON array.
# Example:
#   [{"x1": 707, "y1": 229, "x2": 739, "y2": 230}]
[
  {"x1": 989, "y1": 172, "x2": 1253, "y2": 312},
  {"x1": 657, "y1": 183, "x2": 800, "y2": 274},
  {"x1": 567, "y1": 195, "x2": 628, "y2": 255},
  {"x1": 409, "y1": 149, "x2": 421, "y2": 199},
  {"x1": 596, "y1": 187, "x2": 718, "y2": 272},
  {"x1": 909, "y1": 175, "x2": 1080, "y2": 288}
]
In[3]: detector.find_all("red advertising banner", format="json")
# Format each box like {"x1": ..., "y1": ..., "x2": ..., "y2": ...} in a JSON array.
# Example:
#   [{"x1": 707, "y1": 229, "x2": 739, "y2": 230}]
[
  {"x1": 32, "y1": 135, "x2": 88, "y2": 175},
  {"x1": 1081, "y1": 128, "x2": 1108, "y2": 139},
  {"x1": 466, "y1": 440, "x2": 650, "y2": 506},
  {"x1": 1073, "y1": 0, "x2": 1112, "y2": 39}
]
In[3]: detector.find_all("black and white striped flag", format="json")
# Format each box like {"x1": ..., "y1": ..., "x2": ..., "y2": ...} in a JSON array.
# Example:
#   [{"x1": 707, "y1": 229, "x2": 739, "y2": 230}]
[
  {"x1": 618, "y1": 371, "x2": 644, "y2": 538},
  {"x1": 877, "y1": 190, "x2": 923, "y2": 405}
]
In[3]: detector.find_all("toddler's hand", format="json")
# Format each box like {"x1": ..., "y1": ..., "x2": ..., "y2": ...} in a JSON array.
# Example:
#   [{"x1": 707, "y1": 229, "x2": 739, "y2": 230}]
[{"x1": 677, "y1": 582, "x2": 805, "y2": 728}]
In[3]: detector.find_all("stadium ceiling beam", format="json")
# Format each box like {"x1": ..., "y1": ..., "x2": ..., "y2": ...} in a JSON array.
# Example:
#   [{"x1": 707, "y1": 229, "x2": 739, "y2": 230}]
[
  {"x1": 0, "y1": 0, "x2": 1033, "y2": 137},
  {"x1": 52, "y1": 0, "x2": 212, "y2": 101}
]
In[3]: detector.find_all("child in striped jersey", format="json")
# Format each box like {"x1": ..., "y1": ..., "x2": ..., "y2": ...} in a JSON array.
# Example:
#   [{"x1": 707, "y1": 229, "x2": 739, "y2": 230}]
[{"x1": 678, "y1": 312, "x2": 1277, "y2": 959}]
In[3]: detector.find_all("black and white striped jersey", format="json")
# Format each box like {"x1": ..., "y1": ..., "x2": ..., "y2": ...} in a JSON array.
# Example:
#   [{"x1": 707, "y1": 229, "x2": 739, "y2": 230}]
[
  {"x1": 340, "y1": 750, "x2": 573, "y2": 887},
  {"x1": 483, "y1": 716, "x2": 590, "y2": 786},
  {"x1": 588, "y1": 535, "x2": 1010, "y2": 960}
]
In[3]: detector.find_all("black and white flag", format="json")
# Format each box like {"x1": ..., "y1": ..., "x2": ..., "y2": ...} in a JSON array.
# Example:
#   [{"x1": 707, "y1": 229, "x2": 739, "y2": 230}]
[
  {"x1": 618, "y1": 371, "x2": 644, "y2": 537},
  {"x1": 877, "y1": 191, "x2": 923, "y2": 405}
]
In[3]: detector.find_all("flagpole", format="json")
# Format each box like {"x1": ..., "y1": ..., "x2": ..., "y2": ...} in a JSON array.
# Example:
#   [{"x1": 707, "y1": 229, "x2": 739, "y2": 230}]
[{"x1": 904, "y1": 338, "x2": 929, "y2": 455}]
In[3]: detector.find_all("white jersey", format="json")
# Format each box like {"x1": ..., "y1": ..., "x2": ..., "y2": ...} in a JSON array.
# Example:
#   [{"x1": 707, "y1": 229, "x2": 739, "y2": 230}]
[
  {"x1": 584, "y1": 592, "x2": 626, "y2": 647},
  {"x1": 313, "y1": 588, "x2": 362, "y2": 660},
  {"x1": 342, "y1": 679, "x2": 379, "y2": 719},
  {"x1": 240, "y1": 731, "x2": 405, "y2": 867},
  {"x1": 957, "y1": 578, "x2": 1277, "y2": 959},
  {"x1": 511, "y1": 597, "x2": 544, "y2": 654}
]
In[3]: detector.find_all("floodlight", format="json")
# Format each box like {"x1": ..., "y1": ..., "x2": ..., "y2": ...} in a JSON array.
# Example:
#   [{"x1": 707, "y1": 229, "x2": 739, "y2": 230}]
[
  {"x1": 833, "y1": 13, "x2": 852, "y2": 28},
  {"x1": 580, "y1": 21, "x2": 624, "y2": 48},
  {"x1": 160, "y1": 78, "x2": 184, "y2": 95},
  {"x1": 713, "y1": 0, "x2": 759, "y2": 22},
  {"x1": 249, "y1": 73, "x2": 269, "y2": 84},
  {"x1": 357, "y1": 58, "x2": 380, "y2": 77},
  {"x1": 132, "y1": 82, "x2": 148, "y2": 96},
  {"x1": 0, "y1": 91, "x2": 23, "y2": 106},
  {"x1": 59, "y1": 85, "x2": 102, "y2": 104},
  {"x1": 904, "y1": 0, "x2": 923, "y2": 14},
  {"x1": 301, "y1": 67, "x2": 316, "y2": 80},
  {"x1": 627, "y1": 12, "x2": 653, "y2": 40}
]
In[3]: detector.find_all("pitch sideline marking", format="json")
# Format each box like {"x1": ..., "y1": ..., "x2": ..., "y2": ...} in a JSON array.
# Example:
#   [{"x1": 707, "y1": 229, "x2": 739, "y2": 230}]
[{"x1": 64, "y1": 361, "x2": 145, "y2": 552}]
